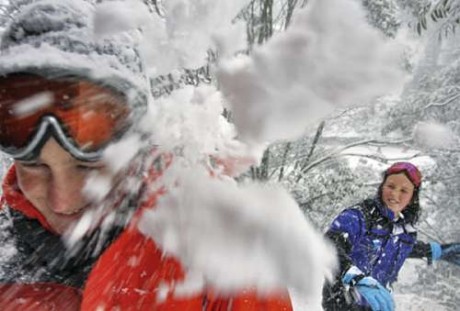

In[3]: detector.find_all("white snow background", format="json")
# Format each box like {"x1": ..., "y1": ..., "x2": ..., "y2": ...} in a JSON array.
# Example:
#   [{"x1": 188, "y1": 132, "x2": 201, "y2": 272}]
[{"x1": 3, "y1": 0, "x2": 444, "y2": 309}]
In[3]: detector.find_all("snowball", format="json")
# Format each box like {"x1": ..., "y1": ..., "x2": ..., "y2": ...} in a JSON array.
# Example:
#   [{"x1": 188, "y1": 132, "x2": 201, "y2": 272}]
[
  {"x1": 217, "y1": 0, "x2": 405, "y2": 145},
  {"x1": 413, "y1": 121, "x2": 456, "y2": 149},
  {"x1": 139, "y1": 84, "x2": 255, "y2": 171},
  {"x1": 93, "y1": 0, "x2": 151, "y2": 39},
  {"x1": 103, "y1": 134, "x2": 144, "y2": 173},
  {"x1": 82, "y1": 173, "x2": 113, "y2": 202},
  {"x1": 140, "y1": 0, "x2": 249, "y2": 75}
]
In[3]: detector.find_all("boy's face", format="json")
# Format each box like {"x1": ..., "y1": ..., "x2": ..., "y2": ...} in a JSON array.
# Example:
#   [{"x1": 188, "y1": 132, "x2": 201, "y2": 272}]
[{"x1": 15, "y1": 138, "x2": 109, "y2": 234}]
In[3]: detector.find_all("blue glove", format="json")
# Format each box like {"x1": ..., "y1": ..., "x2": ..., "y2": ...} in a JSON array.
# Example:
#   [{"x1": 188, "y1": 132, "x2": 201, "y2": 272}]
[
  {"x1": 343, "y1": 271, "x2": 395, "y2": 311},
  {"x1": 430, "y1": 242, "x2": 442, "y2": 261},
  {"x1": 354, "y1": 277, "x2": 395, "y2": 311}
]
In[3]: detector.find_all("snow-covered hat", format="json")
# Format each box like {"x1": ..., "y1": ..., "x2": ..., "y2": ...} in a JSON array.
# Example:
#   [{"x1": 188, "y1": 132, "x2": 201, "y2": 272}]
[{"x1": 0, "y1": 0, "x2": 149, "y2": 120}]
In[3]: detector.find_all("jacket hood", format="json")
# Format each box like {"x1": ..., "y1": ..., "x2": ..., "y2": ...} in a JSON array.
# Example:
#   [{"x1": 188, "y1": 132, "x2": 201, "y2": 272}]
[
  {"x1": 2, "y1": 164, "x2": 56, "y2": 233},
  {"x1": 0, "y1": 0, "x2": 149, "y2": 123}
]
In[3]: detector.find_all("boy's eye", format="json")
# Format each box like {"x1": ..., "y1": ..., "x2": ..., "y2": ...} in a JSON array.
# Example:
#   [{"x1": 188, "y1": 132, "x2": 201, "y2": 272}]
[
  {"x1": 76, "y1": 163, "x2": 105, "y2": 171},
  {"x1": 76, "y1": 165, "x2": 93, "y2": 171},
  {"x1": 20, "y1": 162, "x2": 47, "y2": 169}
]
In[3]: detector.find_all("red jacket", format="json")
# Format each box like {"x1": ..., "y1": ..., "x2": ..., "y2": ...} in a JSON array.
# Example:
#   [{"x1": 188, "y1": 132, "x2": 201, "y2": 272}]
[{"x1": 0, "y1": 166, "x2": 293, "y2": 310}]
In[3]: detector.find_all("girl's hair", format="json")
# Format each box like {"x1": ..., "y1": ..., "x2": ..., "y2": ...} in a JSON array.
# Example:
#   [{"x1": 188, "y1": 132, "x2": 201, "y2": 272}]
[{"x1": 378, "y1": 169, "x2": 421, "y2": 225}]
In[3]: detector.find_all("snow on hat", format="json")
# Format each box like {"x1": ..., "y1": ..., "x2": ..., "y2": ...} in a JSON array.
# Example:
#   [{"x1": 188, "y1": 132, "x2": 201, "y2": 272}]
[{"x1": 0, "y1": 0, "x2": 149, "y2": 121}]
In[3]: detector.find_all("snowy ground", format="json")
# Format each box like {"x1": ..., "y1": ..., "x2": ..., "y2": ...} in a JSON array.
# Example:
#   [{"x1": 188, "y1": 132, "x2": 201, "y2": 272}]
[
  {"x1": 290, "y1": 289, "x2": 448, "y2": 311},
  {"x1": 290, "y1": 260, "x2": 450, "y2": 311},
  {"x1": 394, "y1": 260, "x2": 450, "y2": 311},
  {"x1": 393, "y1": 293, "x2": 448, "y2": 311}
]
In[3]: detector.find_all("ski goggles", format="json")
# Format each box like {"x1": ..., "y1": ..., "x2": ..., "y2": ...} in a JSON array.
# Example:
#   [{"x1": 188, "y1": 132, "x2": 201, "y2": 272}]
[
  {"x1": 0, "y1": 74, "x2": 131, "y2": 161},
  {"x1": 385, "y1": 162, "x2": 422, "y2": 187}
]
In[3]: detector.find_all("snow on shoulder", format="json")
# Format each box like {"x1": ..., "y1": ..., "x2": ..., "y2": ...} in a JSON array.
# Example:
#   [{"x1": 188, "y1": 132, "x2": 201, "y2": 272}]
[{"x1": 138, "y1": 163, "x2": 336, "y2": 304}]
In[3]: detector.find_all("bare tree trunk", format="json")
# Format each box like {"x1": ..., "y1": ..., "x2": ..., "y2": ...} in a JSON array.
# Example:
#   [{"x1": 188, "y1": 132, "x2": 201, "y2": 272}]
[
  {"x1": 142, "y1": 0, "x2": 164, "y2": 16},
  {"x1": 251, "y1": 147, "x2": 271, "y2": 180},
  {"x1": 246, "y1": 0, "x2": 257, "y2": 48},
  {"x1": 278, "y1": 142, "x2": 292, "y2": 181},
  {"x1": 296, "y1": 121, "x2": 325, "y2": 182},
  {"x1": 285, "y1": 0, "x2": 299, "y2": 29},
  {"x1": 258, "y1": 0, "x2": 274, "y2": 44}
]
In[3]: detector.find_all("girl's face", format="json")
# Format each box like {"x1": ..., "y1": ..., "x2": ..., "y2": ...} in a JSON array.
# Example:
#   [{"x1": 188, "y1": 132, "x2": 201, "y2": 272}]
[
  {"x1": 15, "y1": 138, "x2": 109, "y2": 234},
  {"x1": 381, "y1": 173, "x2": 415, "y2": 217}
]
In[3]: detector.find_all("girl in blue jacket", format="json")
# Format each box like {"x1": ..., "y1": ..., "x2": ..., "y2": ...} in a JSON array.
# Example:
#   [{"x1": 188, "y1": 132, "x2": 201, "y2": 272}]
[{"x1": 322, "y1": 162, "x2": 460, "y2": 311}]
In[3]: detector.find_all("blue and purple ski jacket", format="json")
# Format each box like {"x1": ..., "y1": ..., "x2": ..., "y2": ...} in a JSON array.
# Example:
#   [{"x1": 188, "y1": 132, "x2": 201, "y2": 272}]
[{"x1": 326, "y1": 198, "x2": 430, "y2": 287}]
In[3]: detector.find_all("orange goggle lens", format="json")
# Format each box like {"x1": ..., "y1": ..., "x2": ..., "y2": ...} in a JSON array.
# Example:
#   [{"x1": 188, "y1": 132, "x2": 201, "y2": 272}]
[{"x1": 0, "y1": 74, "x2": 130, "y2": 155}]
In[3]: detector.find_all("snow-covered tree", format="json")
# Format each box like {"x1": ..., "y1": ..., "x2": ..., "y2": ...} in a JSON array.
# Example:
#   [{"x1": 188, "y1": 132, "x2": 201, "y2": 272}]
[{"x1": 361, "y1": 0, "x2": 400, "y2": 37}]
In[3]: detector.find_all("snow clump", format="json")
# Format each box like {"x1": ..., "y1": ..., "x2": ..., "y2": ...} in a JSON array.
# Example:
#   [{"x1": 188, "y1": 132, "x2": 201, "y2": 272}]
[
  {"x1": 413, "y1": 121, "x2": 456, "y2": 149},
  {"x1": 139, "y1": 165, "x2": 336, "y2": 305},
  {"x1": 217, "y1": 0, "x2": 406, "y2": 146}
]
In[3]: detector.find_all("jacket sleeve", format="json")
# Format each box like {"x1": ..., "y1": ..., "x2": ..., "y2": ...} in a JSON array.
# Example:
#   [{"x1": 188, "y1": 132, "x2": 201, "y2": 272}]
[
  {"x1": 0, "y1": 283, "x2": 81, "y2": 310},
  {"x1": 325, "y1": 208, "x2": 366, "y2": 275},
  {"x1": 408, "y1": 240, "x2": 433, "y2": 262},
  {"x1": 205, "y1": 289, "x2": 293, "y2": 311}
]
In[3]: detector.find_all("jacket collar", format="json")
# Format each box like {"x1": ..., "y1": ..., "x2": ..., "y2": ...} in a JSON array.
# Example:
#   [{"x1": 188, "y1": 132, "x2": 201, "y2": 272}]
[{"x1": 373, "y1": 197, "x2": 396, "y2": 221}]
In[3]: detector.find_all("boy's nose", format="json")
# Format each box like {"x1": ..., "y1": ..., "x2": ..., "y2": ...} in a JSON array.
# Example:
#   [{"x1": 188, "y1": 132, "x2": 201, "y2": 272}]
[{"x1": 47, "y1": 176, "x2": 84, "y2": 215}]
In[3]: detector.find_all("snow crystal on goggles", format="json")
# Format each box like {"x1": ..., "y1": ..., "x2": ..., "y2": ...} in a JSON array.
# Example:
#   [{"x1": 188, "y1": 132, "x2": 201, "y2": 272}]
[
  {"x1": 385, "y1": 162, "x2": 422, "y2": 188},
  {"x1": 0, "y1": 74, "x2": 131, "y2": 161}
]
